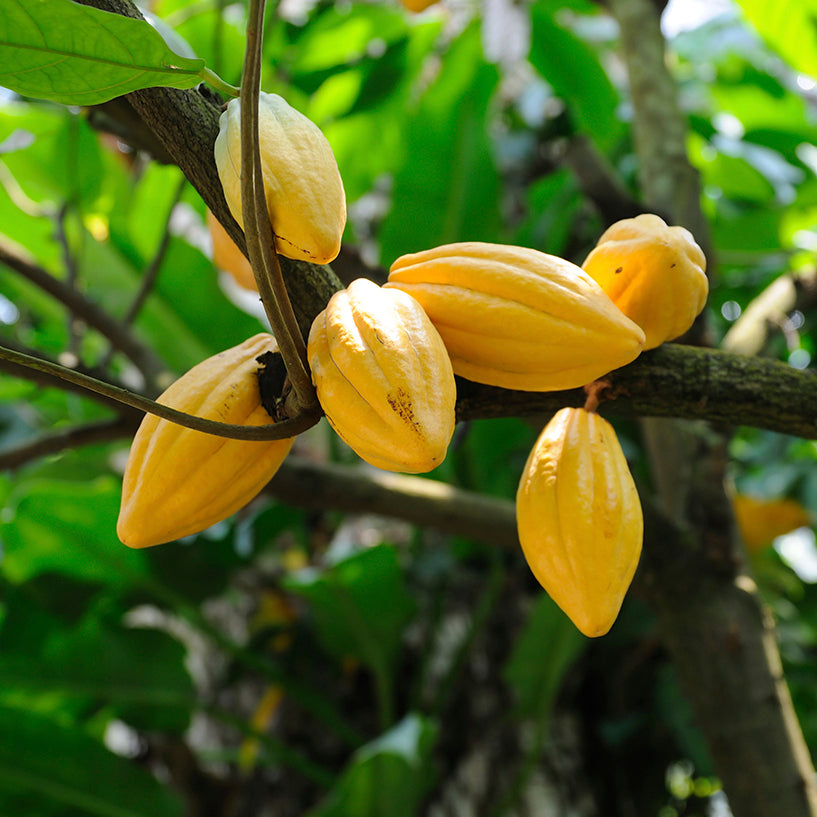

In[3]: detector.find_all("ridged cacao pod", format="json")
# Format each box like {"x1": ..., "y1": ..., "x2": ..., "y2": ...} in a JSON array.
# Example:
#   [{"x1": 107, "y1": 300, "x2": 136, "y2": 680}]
[
  {"x1": 581, "y1": 213, "x2": 708, "y2": 349},
  {"x1": 386, "y1": 242, "x2": 645, "y2": 391},
  {"x1": 117, "y1": 334, "x2": 294, "y2": 548},
  {"x1": 307, "y1": 278, "x2": 456, "y2": 473},
  {"x1": 516, "y1": 407, "x2": 643, "y2": 637},
  {"x1": 214, "y1": 92, "x2": 346, "y2": 265},
  {"x1": 207, "y1": 209, "x2": 257, "y2": 291},
  {"x1": 732, "y1": 493, "x2": 812, "y2": 554}
]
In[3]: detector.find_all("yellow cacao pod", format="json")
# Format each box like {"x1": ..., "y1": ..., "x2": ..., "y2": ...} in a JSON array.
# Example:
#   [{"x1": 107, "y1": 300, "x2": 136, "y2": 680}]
[
  {"x1": 733, "y1": 493, "x2": 812, "y2": 553},
  {"x1": 516, "y1": 407, "x2": 643, "y2": 637},
  {"x1": 400, "y1": 0, "x2": 438, "y2": 11},
  {"x1": 307, "y1": 277, "x2": 456, "y2": 473},
  {"x1": 581, "y1": 213, "x2": 708, "y2": 350},
  {"x1": 386, "y1": 242, "x2": 645, "y2": 391},
  {"x1": 207, "y1": 209, "x2": 257, "y2": 291},
  {"x1": 117, "y1": 334, "x2": 294, "y2": 548},
  {"x1": 214, "y1": 92, "x2": 346, "y2": 265}
]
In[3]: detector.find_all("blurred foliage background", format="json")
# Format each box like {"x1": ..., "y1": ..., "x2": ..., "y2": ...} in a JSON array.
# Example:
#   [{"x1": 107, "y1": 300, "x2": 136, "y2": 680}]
[{"x1": 1, "y1": 0, "x2": 817, "y2": 815}]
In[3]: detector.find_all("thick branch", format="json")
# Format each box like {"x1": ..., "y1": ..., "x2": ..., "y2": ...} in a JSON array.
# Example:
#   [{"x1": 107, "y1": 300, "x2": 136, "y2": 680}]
[
  {"x1": 267, "y1": 458, "x2": 519, "y2": 550},
  {"x1": 458, "y1": 344, "x2": 817, "y2": 440}
]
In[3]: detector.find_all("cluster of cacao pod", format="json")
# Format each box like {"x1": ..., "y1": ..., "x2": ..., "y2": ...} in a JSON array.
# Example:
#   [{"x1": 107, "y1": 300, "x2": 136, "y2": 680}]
[
  {"x1": 119, "y1": 90, "x2": 710, "y2": 639},
  {"x1": 119, "y1": 93, "x2": 348, "y2": 549}
]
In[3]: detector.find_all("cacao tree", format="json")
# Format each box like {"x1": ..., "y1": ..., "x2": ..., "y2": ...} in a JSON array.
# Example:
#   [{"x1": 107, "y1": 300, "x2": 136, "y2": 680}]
[{"x1": 1, "y1": 1, "x2": 817, "y2": 816}]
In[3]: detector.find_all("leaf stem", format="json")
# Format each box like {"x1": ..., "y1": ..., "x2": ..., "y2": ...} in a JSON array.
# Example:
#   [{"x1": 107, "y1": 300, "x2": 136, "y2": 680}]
[
  {"x1": 200, "y1": 66, "x2": 240, "y2": 98},
  {"x1": 0, "y1": 344, "x2": 319, "y2": 441},
  {"x1": 240, "y1": 0, "x2": 318, "y2": 415}
]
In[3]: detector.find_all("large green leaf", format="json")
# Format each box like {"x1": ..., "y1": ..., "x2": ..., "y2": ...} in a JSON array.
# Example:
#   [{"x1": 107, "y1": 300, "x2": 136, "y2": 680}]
[
  {"x1": 0, "y1": 0, "x2": 205, "y2": 106},
  {"x1": 378, "y1": 24, "x2": 502, "y2": 260},
  {"x1": 0, "y1": 476, "x2": 147, "y2": 587},
  {"x1": 735, "y1": 0, "x2": 817, "y2": 79},
  {"x1": 0, "y1": 612, "x2": 194, "y2": 732},
  {"x1": 308, "y1": 714, "x2": 437, "y2": 817},
  {"x1": 529, "y1": 1, "x2": 623, "y2": 150},
  {"x1": 0, "y1": 704, "x2": 183, "y2": 817}
]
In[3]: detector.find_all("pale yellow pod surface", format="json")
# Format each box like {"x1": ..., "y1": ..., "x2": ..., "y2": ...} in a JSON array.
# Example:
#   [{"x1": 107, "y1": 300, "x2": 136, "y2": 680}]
[
  {"x1": 385, "y1": 242, "x2": 645, "y2": 392},
  {"x1": 307, "y1": 278, "x2": 456, "y2": 473},
  {"x1": 581, "y1": 213, "x2": 708, "y2": 349},
  {"x1": 117, "y1": 334, "x2": 294, "y2": 548},
  {"x1": 516, "y1": 407, "x2": 643, "y2": 637},
  {"x1": 214, "y1": 93, "x2": 346, "y2": 264}
]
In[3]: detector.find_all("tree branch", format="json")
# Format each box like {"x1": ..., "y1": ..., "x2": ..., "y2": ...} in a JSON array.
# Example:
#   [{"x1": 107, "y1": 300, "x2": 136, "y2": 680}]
[
  {"x1": 608, "y1": 0, "x2": 817, "y2": 815},
  {"x1": 0, "y1": 237, "x2": 168, "y2": 390},
  {"x1": 0, "y1": 417, "x2": 137, "y2": 470}
]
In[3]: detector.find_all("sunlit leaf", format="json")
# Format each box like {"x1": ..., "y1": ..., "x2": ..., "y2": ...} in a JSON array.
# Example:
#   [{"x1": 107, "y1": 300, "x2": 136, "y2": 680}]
[
  {"x1": 0, "y1": 0, "x2": 204, "y2": 106},
  {"x1": 735, "y1": 0, "x2": 817, "y2": 79}
]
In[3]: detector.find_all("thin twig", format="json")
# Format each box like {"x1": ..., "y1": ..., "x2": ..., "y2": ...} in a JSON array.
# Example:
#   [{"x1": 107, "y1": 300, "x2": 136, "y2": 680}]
[
  {"x1": 0, "y1": 238, "x2": 168, "y2": 390},
  {"x1": 0, "y1": 344, "x2": 320, "y2": 441},
  {"x1": 0, "y1": 417, "x2": 137, "y2": 471}
]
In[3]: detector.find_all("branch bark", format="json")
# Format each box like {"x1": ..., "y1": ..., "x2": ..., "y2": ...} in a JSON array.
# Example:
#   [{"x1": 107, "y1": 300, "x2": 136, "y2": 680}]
[
  {"x1": 0, "y1": 238, "x2": 168, "y2": 390},
  {"x1": 608, "y1": 0, "x2": 817, "y2": 815}
]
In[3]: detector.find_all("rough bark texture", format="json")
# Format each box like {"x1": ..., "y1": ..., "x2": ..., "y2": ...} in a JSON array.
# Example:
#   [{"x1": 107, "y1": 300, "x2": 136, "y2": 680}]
[
  {"x1": 608, "y1": 0, "x2": 817, "y2": 815},
  {"x1": 456, "y1": 344, "x2": 817, "y2": 439}
]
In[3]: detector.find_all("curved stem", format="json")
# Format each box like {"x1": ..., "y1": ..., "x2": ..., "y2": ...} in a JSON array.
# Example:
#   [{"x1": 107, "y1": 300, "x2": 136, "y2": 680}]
[
  {"x1": 0, "y1": 344, "x2": 319, "y2": 441},
  {"x1": 200, "y1": 66, "x2": 240, "y2": 99},
  {"x1": 239, "y1": 0, "x2": 318, "y2": 414}
]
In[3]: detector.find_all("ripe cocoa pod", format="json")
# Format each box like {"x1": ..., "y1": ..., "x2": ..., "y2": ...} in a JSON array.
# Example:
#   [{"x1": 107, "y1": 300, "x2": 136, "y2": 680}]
[
  {"x1": 581, "y1": 213, "x2": 708, "y2": 349},
  {"x1": 386, "y1": 242, "x2": 645, "y2": 391},
  {"x1": 732, "y1": 493, "x2": 812, "y2": 553},
  {"x1": 214, "y1": 92, "x2": 346, "y2": 265},
  {"x1": 207, "y1": 209, "x2": 257, "y2": 291},
  {"x1": 117, "y1": 334, "x2": 294, "y2": 548},
  {"x1": 307, "y1": 278, "x2": 456, "y2": 473},
  {"x1": 516, "y1": 407, "x2": 643, "y2": 637},
  {"x1": 400, "y1": 0, "x2": 438, "y2": 11}
]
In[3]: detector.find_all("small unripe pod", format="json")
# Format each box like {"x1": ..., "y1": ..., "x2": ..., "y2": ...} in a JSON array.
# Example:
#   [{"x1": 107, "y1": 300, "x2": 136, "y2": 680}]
[
  {"x1": 214, "y1": 92, "x2": 346, "y2": 265},
  {"x1": 207, "y1": 210, "x2": 257, "y2": 291}
]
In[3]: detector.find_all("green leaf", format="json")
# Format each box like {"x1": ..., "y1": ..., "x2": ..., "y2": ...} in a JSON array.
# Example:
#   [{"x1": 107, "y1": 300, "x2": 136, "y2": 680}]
[
  {"x1": 0, "y1": 704, "x2": 184, "y2": 817},
  {"x1": 0, "y1": 0, "x2": 205, "y2": 106},
  {"x1": 378, "y1": 23, "x2": 502, "y2": 259},
  {"x1": 308, "y1": 714, "x2": 437, "y2": 817},
  {"x1": 0, "y1": 476, "x2": 147, "y2": 587},
  {"x1": 0, "y1": 614, "x2": 194, "y2": 733},
  {"x1": 528, "y1": 1, "x2": 623, "y2": 150},
  {"x1": 283, "y1": 544, "x2": 414, "y2": 671},
  {"x1": 735, "y1": 0, "x2": 817, "y2": 79},
  {"x1": 503, "y1": 593, "x2": 586, "y2": 720}
]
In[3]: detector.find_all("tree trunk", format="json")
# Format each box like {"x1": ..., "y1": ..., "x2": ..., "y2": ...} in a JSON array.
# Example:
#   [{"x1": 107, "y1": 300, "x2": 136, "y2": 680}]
[{"x1": 608, "y1": 0, "x2": 817, "y2": 814}]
